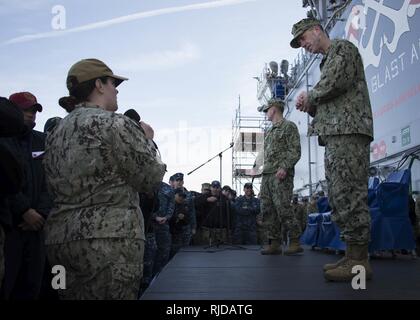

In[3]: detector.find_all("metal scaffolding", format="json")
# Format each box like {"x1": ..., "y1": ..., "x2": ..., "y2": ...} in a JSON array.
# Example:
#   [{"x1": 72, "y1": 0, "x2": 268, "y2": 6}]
[{"x1": 231, "y1": 97, "x2": 269, "y2": 195}]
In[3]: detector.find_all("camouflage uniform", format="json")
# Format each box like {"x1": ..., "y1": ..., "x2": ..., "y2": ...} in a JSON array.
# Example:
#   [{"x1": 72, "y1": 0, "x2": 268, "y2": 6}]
[
  {"x1": 181, "y1": 188, "x2": 196, "y2": 246},
  {"x1": 152, "y1": 182, "x2": 174, "y2": 276},
  {"x1": 233, "y1": 195, "x2": 260, "y2": 245},
  {"x1": 256, "y1": 212, "x2": 267, "y2": 245},
  {"x1": 169, "y1": 201, "x2": 191, "y2": 258},
  {"x1": 140, "y1": 233, "x2": 157, "y2": 294},
  {"x1": 260, "y1": 119, "x2": 301, "y2": 241},
  {"x1": 307, "y1": 198, "x2": 318, "y2": 215},
  {"x1": 44, "y1": 103, "x2": 165, "y2": 300},
  {"x1": 138, "y1": 192, "x2": 159, "y2": 296},
  {"x1": 292, "y1": 202, "x2": 307, "y2": 234},
  {"x1": 307, "y1": 39, "x2": 374, "y2": 245}
]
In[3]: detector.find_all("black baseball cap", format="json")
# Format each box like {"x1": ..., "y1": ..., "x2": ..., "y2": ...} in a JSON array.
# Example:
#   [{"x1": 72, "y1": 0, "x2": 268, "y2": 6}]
[{"x1": 211, "y1": 181, "x2": 221, "y2": 188}]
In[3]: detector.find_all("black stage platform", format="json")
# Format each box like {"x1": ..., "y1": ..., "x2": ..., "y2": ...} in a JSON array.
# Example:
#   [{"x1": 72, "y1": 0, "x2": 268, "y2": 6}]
[{"x1": 141, "y1": 245, "x2": 420, "y2": 300}]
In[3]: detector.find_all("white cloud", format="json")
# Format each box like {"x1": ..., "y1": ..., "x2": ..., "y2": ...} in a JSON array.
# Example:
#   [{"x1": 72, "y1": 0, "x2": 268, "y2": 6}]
[
  {"x1": 114, "y1": 42, "x2": 200, "y2": 72},
  {"x1": 2, "y1": 0, "x2": 258, "y2": 45}
]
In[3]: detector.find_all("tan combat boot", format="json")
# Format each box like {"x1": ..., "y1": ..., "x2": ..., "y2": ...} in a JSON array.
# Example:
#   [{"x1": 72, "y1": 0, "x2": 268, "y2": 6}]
[
  {"x1": 260, "y1": 239, "x2": 282, "y2": 255},
  {"x1": 284, "y1": 238, "x2": 304, "y2": 255},
  {"x1": 324, "y1": 244, "x2": 373, "y2": 282},
  {"x1": 323, "y1": 246, "x2": 352, "y2": 272}
]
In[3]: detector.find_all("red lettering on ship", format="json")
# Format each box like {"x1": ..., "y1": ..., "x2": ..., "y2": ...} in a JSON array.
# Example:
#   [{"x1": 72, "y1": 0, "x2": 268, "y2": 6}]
[{"x1": 373, "y1": 83, "x2": 420, "y2": 118}]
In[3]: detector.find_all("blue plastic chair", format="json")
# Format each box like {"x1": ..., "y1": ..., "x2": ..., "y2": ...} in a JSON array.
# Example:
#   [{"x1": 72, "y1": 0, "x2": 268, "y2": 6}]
[
  {"x1": 300, "y1": 213, "x2": 322, "y2": 247},
  {"x1": 317, "y1": 212, "x2": 346, "y2": 251},
  {"x1": 369, "y1": 169, "x2": 416, "y2": 252},
  {"x1": 317, "y1": 196, "x2": 331, "y2": 213}
]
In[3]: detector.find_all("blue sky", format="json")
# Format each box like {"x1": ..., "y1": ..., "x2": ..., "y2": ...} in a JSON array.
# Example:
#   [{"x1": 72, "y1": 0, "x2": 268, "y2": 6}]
[{"x1": 0, "y1": 0, "x2": 306, "y2": 192}]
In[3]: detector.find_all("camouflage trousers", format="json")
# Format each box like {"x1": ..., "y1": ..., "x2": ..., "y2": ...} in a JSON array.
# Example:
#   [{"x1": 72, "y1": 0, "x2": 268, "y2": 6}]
[
  {"x1": 170, "y1": 225, "x2": 192, "y2": 259},
  {"x1": 323, "y1": 134, "x2": 371, "y2": 245},
  {"x1": 256, "y1": 224, "x2": 268, "y2": 245},
  {"x1": 0, "y1": 225, "x2": 4, "y2": 288},
  {"x1": 141, "y1": 232, "x2": 157, "y2": 290},
  {"x1": 233, "y1": 215, "x2": 257, "y2": 245},
  {"x1": 293, "y1": 205, "x2": 307, "y2": 234},
  {"x1": 153, "y1": 223, "x2": 171, "y2": 276},
  {"x1": 260, "y1": 174, "x2": 301, "y2": 241},
  {"x1": 201, "y1": 227, "x2": 229, "y2": 246},
  {"x1": 47, "y1": 238, "x2": 144, "y2": 300}
]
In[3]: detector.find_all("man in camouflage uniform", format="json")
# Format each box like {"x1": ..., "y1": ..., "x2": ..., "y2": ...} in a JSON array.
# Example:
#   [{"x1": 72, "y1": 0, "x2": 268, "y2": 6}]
[
  {"x1": 171, "y1": 172, "x2": 197, "y2": 245},
  {"x1": 233, "y1": 183, "x2": 260, "y2": 245},
  {"x1": 44, "y1": 59, "x2": 166, "y2": 299},
  {"x1": 169, "y1": 188, "x2": 191, "y2": 258},
  {"x1": 152, "y1": 181, "x2": 174, "y2": 276},
  {"x1": 258, "y1": 99, "x2": 302, "y2": 255},
  {"x1": 138, "y1": 191, "x2": 159, "y2": 297},
  {"x1": 292, "y1": 18, "x2": 374, "y2": 281}
]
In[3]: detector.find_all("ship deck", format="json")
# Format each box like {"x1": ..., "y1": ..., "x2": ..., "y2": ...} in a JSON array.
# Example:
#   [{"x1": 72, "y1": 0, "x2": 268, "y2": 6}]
[{"x1": 141, "y1": 245, "x2": 420, "y2": 300}]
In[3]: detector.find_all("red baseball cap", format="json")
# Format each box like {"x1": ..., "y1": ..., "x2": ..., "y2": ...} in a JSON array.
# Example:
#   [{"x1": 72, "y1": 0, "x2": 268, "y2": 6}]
[{"x1": 9, "y1": 92, "x2": 43, "y2": 112}]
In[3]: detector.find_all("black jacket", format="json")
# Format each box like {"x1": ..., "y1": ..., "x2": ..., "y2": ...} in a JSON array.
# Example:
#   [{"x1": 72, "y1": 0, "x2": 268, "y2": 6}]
[
  {"x1": 0, "y1": 97, "x2": 25, "y2": 137},
  {"x1": 195, "y1": 193, "x2": 234, "y2": 230},
  {"x1": 0, "y1": 128, "x2": 52, "y2": 228},
  {"x1": 169, "y1": 202, "x2": 190, "y2": 234},
  {"x1": 0, "y1": 98, "x2": 26, "y2": 229}
]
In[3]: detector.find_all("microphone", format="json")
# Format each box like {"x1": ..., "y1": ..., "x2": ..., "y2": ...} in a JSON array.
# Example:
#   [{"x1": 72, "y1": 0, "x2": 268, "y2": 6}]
[{"x1": 124, "y1": 109, "x2": 141, "y2": 122}]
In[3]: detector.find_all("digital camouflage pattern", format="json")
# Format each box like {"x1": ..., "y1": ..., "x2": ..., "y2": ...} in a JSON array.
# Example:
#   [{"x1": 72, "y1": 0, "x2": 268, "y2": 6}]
[
  {"x1": 47, "y1": 238, "x2": 143, "y2": 300},
  {"x1": 256, "y1": 212, "x2": 267, "y2": 245},
  {"x1": 260, "y1": 174, "x2": 301, "y2": 240},
  {"x1": 262, "y1": 119, "x2": 301, "y2": 175},
  {"x1": 169, "y1": 201, "x2": 191, "y2": 258},
  {"x1": 43, "y1": 103, "x2": 166, "y2": 244},
  {"x1": 140, "y1": 232, "x2": 157, "y2": 294},
  {"x1": 292, "y1": 202, "x2": 307, "y2": 234},
  {"x1": 152, "y1": 182, "x2": 174, "y2": 276},
  {"x1": 324, "y1": 134, "x2": 371, "y2": 245},
  {"x1": 307, "y1": 39, "x2": 374, "y2": 140},
  {"x1": 305, "y1": 36, "x2": 374, "y2": 247},
  {"x1": 260, "y1": 119, "x2": 301, "y2": 240},
  {"x1": 290, "y1": 18, "x2": 321, "y2": 48},
  {"x1": 185, "y1": 189, "x2": 197, "y2": 234},
  {"x1": 233, "y1": 195, "x2": 260, "y2": 245},
  {"x1": 306, "y1": 199, "x2": 318, "y2": 215},
  {"x1": 43, "y1": 103, "x2": 164, "y2": 299}
]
